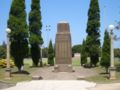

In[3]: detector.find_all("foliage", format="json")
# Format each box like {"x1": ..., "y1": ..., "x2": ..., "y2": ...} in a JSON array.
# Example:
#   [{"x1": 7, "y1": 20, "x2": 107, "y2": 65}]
[
  {"x1": 31, "y1": 44, "x2": 40, "y2": 66},
  {"x1": 48, "y1": 40, "x2": 54, "y2": 66},
  {"x1": 0, "y1": 59, "x2": 15, "y2": 68},
  {"x1": 81, "y1": 40, "x2": 87, "y2": 65},
  {"x1": 29, "y1": 0, "x2": 43, "y2": 66},
  {"x1": 114, "y1": 48, "x2": 120, "y2": 58},
  {"x1": 7, "y1": 0, "x2": 29, "y2": 71},
  {"x1": 0, "y1": 42, "x2": 6, "y2": 59},
  {"x1": 42, "y1": 47, "x2": 48, "y2": 58},
  {"x1": 72, "y1": 44, "x2": 82, "y2": 54},
  {"x1": 100, "y1": 30, "x2": 110, "y2": 73},
  {"x1": 85, "y1": 0, "x2": 101, "y2": 66}
]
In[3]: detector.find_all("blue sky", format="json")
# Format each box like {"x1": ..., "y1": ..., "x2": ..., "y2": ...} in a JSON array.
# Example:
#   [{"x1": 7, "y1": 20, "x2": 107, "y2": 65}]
[{"x1": 0, "y1": 0, "x2": 120, "y2": 48}]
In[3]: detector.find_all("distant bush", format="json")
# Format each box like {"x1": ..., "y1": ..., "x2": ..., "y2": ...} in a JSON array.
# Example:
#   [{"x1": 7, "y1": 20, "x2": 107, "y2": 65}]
[
  {"x1": 0, "y1": 44, "x2": 6, "y2": 59},
  {"x1": 0, "y1": 59, "x2": 15, "y2": 68}
]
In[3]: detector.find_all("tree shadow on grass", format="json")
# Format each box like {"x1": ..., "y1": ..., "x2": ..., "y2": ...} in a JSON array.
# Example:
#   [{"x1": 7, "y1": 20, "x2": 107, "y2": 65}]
[
  {"x1": 11, "y1": 70, "x2": 30, "y2": 75},
  {"x1": 99, "y1": 72, "x2": 109, "y2": 79},
  {"x1": 100, "y1": 72, "x2": 109, "y2": 75}
]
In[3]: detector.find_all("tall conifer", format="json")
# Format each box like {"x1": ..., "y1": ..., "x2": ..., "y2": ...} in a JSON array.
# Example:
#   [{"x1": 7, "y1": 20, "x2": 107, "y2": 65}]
[
  {"x1": 8, "y1": 0, "x2": 28, "y2": 71},
  {"x1": 29, "y1": 0, "x2": 43, "y2": 66},
  {"x1": 86, "y1": 0, "x2": 100, "y2": 66},
  {"x1": 48, "y1": 40, "x2": 54, "y2": 66},
  {"x1": 100, "y1": 30, "x2": 110, "y2": 73}
]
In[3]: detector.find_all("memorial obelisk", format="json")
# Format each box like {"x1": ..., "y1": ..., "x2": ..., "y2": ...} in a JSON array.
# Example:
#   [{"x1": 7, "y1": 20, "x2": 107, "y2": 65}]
[{"x1": 54, "y1": 21, "x2": 73, "y2": 72}]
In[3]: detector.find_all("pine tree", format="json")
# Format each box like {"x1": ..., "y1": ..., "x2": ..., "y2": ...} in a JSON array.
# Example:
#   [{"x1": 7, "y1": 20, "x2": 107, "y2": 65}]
[
  {"x1": 86, "y1": 0, "x2": 100, "y2": 66},
  {"x1": 100, "y1": 30, "x2": 110, "y2": 73},
  {"x1": 48, "y1": 40, "x2": 54, "y2": 66},
  {"x1": 81, "y1": 40, "x2": 87, "y2": 65},
  {"x1": 7, "y1": 0, "x2": 28, "y2": 71},
  {"x1": 29, "y1": 0, "x2": 43, "y2": 66}
]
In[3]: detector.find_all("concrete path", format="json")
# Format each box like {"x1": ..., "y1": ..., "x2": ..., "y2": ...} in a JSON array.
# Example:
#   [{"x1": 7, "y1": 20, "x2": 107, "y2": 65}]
[
  {"x1": 90, "y1": 83, "x2": 120, "y2": 90},
  {"x1": 31, "y1": 66, "x2": 96, "y2": 80},
  {"x1": 2, "y1": 80, "x2": 96, "y2": 90},
  {"x1": 2, "y1": 80, "x2": 120, "y2": 90}
]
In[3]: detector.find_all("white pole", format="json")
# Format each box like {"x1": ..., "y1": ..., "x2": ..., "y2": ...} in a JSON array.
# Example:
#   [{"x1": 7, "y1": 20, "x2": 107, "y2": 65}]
[
  {"x1": 6, "y1": 28, "x2": 11, "y2": 79},
  {"x1": 110, "y1": 30, "x2": 114, "y2": 67}
]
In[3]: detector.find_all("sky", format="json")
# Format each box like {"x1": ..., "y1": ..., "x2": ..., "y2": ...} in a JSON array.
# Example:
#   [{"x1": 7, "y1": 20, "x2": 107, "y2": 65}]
[{"x1": 0, "y1": 0, "x2": 120, "y2": 48}]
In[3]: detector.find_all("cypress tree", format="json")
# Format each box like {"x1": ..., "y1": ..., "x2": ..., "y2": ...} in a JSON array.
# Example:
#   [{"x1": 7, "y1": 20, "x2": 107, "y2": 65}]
[
  {"x1": 100, "y1": 30, "x2": 110, "y2": 73},
  {"x1": 81, "y1": 40, "x2": 87, "y2": 65},
  {"x1": 29, "y1": 0, "x2": 43, "y2": 66},
  {"x1": 48, "y1": 40, "x2": 54, "y2": 66},
  {"x1": 7, "y1": 0, "x2": 28, "y2": 71},
  {"x1": 86, "y1": 0, "x2": 100, "y2": 66}
]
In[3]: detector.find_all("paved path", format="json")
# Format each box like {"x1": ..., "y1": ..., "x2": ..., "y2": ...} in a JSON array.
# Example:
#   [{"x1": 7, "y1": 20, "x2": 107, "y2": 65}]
[
  {"x1": 90, "y1": 83, "x2": 120, "y2": 90},
  {"x1": 1, "y1": 66, "x2": 120, "y2": 90},
  {"x1": 31, "y1": 66, "x2": 96, "y2": 80},
  {"x1": 2, "y1": 80, "x2": 120, "y2": 90},
  {"x1": 2, "y1": 80, "x2": 96, "y2": 90}
]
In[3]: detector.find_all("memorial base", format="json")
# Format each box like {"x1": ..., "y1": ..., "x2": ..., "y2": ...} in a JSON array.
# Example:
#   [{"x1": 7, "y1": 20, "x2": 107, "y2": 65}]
[
  {"x1": 5, "y1": 68, "x2": 11, "y2": 79},
  {"x1": 54, "y1": 64, "x2": 73, "y2": 72}
]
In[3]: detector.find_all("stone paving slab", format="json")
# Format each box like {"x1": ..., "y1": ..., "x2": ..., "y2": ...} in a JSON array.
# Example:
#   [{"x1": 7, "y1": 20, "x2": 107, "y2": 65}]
[
  {"x1": 89, "y1": 83, "x2": 120, "y2": 90},
  {"x1": 2, "y1": 80, "x2": 96, "y2": 90}
]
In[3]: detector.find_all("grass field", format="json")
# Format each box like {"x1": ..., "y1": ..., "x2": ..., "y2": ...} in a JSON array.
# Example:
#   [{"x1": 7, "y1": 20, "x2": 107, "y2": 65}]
[
  {"x1": 85, "y1": 66, "x2": 120, "y2": 83},
  {"x1": 0, "y1": 57, "x2": 120, "y2": 84},
  {"x1": 24, "y1": 58, "x2": 81, "y2": 66},
  {"x1": 85, "y1": 58, "x2": 120, "y2": 83},
  {"x1": 0, "y1": 58, "x2": 80, "y2": 83}
]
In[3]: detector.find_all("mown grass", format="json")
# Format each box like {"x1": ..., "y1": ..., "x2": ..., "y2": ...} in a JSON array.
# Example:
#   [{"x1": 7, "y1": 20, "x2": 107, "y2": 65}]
[
  {"x1": 24, "y1": 58, "x2": 81, "y2": 66},
  {"x1": 0, "y1": 58, "x2": 120, "y2": 84},
  {"x1": 85, "y1": 65, "x2": 120, "y2": 83},
  {"x1": 0, "y1": 60, "x2": 37, "y2": 84},
  {"x1": 83, "y1": 58, "x2": 120, "y2": 83},
  {"x1": 72, "y1": 58, "x2": 80, "y2": 66},
  {"x1": 0, "y1": 58, "x2": 80, "y2": 83}
]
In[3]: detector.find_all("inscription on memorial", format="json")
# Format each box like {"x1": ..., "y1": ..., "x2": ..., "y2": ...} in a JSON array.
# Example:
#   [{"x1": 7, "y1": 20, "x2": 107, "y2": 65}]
[{"x1": 54, "y1": 21, "x2": 73, "y2": 72}]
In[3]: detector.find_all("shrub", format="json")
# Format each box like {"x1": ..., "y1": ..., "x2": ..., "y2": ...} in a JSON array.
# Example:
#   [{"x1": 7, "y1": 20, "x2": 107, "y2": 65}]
[
  {"x1": 0, "y1": 59, "x2": 15, "y2": 68},
  {"x1": 48, "y1": 40, "x2": 54, "y2": 66}
]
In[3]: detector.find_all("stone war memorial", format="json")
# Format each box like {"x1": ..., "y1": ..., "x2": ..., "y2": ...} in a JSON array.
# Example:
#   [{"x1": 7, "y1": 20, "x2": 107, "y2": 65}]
[{"x1": 54, "y1": 21, "x2": 73, "y2": 72}]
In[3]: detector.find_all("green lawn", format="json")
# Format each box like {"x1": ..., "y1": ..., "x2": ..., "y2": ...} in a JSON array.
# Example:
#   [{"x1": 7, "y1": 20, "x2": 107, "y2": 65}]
[
  {"x1": 85, "y1": 66, "x2": 120, "y2": 83},
  {"x1": 24, "y1": 58, "x2": 81, "y2": 66},
  {"x1": 85, "y1": 58, "x2": 120, "y2": 83},
  {"x1": 0, "y1": 59, "x2": 37, "y2": 84},
  {"x1": 0, "y1": 58, "x2": 80, "y2": 83},
  {"x1": 0, "y1": 58, "x2": 120, "y2": 84},
  {"x1": 72, "y1": 58, "x2": 80, "y2": 66}
]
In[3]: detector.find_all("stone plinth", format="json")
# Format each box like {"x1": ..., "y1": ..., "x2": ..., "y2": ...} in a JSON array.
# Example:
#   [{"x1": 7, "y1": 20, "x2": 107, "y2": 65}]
[
  {"x1": 32, "y1": 76, "x2": 43, "y2": 80},
  {"x1": 54, "y1": 21, "x2": 73, "y2": 72},
  {"x1": 5, "y1": 68, "x2": 11, "y2": 79},
  {"x1": 109, "y1": 67, "x2": 116, "y2": 80}
]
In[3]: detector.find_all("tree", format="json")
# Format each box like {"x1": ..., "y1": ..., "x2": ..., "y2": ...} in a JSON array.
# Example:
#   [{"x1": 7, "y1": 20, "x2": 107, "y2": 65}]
[
  {"x1": 85, "y1": 0, "x2": 101, "y2": 66},
  {"x1": 72, "y1": 44, "x2": 82, "y2": 57},
  {"x1": 81, "y1": 40, "x2": 87, "y2": 65},
  {"x1": 7, "y1": 0, "x2": 28, "y2": 71},
  {"x1": 0, "y1": 42, "x2": 6, "y2": 59},
  {"x1": 29, "y1": 0, "x2": 43, "y2": 66},
  {"x1": 48, "y1": 40, "x2": 54, "y2": 66},
  {"x1": 100, "y1": 30, "x2": 110, "y2": 73},
  {"x1": 42, "y1": 47, "x2": 48, "y2": 58},
  {"x1": 114, "y1": 48, "x2": 120, "y2": 58}
]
